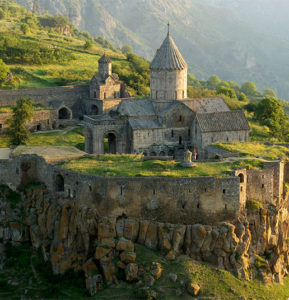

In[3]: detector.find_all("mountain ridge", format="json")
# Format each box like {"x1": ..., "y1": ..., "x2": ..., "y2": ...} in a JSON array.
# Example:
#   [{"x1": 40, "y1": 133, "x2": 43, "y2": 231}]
[{"x1": 15, "y1": 0, "x2": 289, "y2": 98}]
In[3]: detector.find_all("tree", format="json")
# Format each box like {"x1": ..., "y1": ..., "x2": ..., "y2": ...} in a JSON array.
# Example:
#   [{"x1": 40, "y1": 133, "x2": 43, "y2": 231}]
[
  {"x1": 216, "y1": 86, "x2": 237, "y2": 99},
  {"x1": 207, "y1": 75, "x2": 221, "y2": 89},
  {"x1": 6, "y1": 98, "x2": 34, "y2": 145},
  {"x1": 238, "y1": 92, "x2": 248, "y2": 102},
  {"x1": 20, "y1": 23, "x2": 29, "y2": 35},
  {"x1": 0, "y1": 59, "x2": 8, "y2": 86},
  {"x1": 84, "y1": 40, "x2": 93, "y2": 49},
  {"x1": 263, "y1": 88, "x2": 277, "y2": 98},
  {"x1": 254, "y1": 97, "x2": 289, "y2": 140},
  {"x1": 241, "y1": 81, "x2": 257, "y2": 96},
  {"x1": 121, "y1": 44, "x2": 133, "y2": 55}
]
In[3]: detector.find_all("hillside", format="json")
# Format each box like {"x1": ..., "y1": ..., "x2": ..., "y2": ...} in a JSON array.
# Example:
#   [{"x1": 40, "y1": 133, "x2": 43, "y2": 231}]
[
  {"x1": 15, "y1": 0, "x2": 289, "y2": 99},
  {"x1": 0, "y1": 3, "x2": 150, "y2": 95}
]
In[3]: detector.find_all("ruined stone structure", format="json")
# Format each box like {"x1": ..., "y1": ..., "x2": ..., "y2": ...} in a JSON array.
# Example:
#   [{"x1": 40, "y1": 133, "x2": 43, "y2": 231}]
[{"x1": 84, "y1": 32, "x2": 250, "y2": 158}]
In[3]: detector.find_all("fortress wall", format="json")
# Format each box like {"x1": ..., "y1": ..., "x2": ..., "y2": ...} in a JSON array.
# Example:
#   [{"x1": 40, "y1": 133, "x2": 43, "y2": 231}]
[
  {"x1": 1, "y1": 155, "x2": 241, "y2": 225},
  {"x1": 0, "y1": 110, "x2": 57, "y2": 131},
  {"x1": 0, "y1": 85, "x2": 89, "y2": 117},
  {"x1": 246, "y1": 168, "x2": 274, "y2": 204},
  {"x1": 264, "y1": 161, "x2": 284, "y2": 200}
]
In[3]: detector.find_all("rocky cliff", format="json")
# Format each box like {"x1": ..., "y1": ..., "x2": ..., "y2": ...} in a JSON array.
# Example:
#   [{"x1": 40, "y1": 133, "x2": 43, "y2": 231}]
[{"x1": 1, "y1": 182, "x2": 289, "y2": 295}]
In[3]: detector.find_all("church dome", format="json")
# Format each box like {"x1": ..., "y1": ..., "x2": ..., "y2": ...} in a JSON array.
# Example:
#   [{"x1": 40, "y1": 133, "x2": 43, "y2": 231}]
[
  {"x1": 150, "y1": 33, "x2": 187, "y2": 71},
  {"x1": 98, "y1": 54, "x2": 112, "y2": 64}
]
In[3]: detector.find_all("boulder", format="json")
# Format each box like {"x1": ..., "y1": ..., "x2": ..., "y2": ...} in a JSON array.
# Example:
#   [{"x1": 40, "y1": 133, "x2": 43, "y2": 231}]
[
  {"x1": 144, "y1": 274, "x2": 155, "y2": 287},
  {"x1": 95, "y1": 246, "x2": 111, "y2": 260},
  {"x1": 100, "y1": 262, "x2": 118, "y2": 283},
  {"x1": 120, "y1": 251, "x2": 136, "y2": 264},
  {"x1": 116, "y1": 237, "x2": 134, "y2": 252},
  {"x1": 125, "y1": 263, "x2": 138, "y2": 281},
  {"x1": 169, "y1": 273, "x2": 178, "y2": 283},
  {"x1": 151, "y1": 262, "x2": 162, "y2": 280},
  {"x1": 187, "y1": 283, "x2": 200, "y2": 296}
]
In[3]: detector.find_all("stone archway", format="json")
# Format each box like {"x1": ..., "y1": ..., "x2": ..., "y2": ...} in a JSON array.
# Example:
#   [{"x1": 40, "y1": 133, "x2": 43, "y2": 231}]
[
  {"x1": 91, "y1": 105, "x2": 99, "y2": 115},
  {"x1": 58, "y1": 107, "x2": 72, "y2": 120},
  {"x1": 104, "y1": 133, "x2": 117, "y2": 154}
]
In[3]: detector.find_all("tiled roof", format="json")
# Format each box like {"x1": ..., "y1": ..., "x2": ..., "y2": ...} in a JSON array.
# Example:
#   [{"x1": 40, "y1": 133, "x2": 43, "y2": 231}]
[
  {"x1": 117, "y1": 99, "x2": 156, "y2": 117},
  {"x1": 98, "y1": 54, "x2": 111, "y2": 64},
  {"x1": 182, "y1": 98, "x2": 230, "y2": 113},
  {"x1": 196, "y1": 110, "x2": 250, "y2": 133},
  {"x1": 129, "y1": 119, "x2": 162, "y2": 130},
  {"x1": 150, "y1": 33, "x2": 187, "y2": 71}
]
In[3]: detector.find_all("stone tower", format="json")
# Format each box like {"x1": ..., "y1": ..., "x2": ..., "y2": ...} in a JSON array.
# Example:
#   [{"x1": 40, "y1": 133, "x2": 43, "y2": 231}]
[
  {"x1": 150, "y1": 29, "x2": 188, "y2": 112},
  {"x1": 98, "y1": 54, "x2": 112, "y2": 79}
]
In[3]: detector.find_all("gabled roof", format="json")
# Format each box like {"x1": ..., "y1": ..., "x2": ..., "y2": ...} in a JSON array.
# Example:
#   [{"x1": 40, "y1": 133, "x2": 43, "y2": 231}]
[
  {"x1": 150, "y1": 33, "x2": 187, "y2": 71},
  {"x1": 98, "y1": 54, "x2": 111, "y2": 64},
  {"x1": 196, "y1": 110, "x2": 250, "y2": 133},
  {"x1": 129, "y1": 119, "x2": 162, "y2": 130},
  {"x1": 182, "y1": 98, "x2": 230, "y2": 113},
  {"x1": 159, "y1": 100, "x2": 194, "y2": 117},
  {"x1": 117, "y1": 99, "x2": 156, "y2": 117}
]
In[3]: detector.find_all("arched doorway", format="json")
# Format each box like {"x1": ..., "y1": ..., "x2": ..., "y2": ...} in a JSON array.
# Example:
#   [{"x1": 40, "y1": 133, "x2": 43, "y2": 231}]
[
  {"x1": 58, "y1": 107, "x2": 71, "y2": 120},
  {"x1": 56, "y1": 174, "x2": 64, "y2": 192},
  {"x1": 91, "y1": 105, "x2": 99, "y2": 115},
  {"x1": 104, "y1": 133, "x2": 116, "y2": 154},
  {"x1": 239, "y1": 173, "x2": 245, "y2": 183}
]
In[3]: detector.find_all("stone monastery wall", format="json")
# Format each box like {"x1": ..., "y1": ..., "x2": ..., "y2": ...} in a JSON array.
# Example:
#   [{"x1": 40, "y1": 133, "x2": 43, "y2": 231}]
[
  {"x1": 0, "y1": 85, "x2": 89, "y2": 117},
  {"x1": 0, "y1": 155, "x2": 286, "y2": 226}
]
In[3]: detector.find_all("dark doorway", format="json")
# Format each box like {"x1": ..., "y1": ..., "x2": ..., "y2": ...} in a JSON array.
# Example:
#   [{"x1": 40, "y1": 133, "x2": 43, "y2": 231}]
[
  {"x1": 104, "y1": 133, "x2": 117, "y2": 154},
  {"x1": 56, "y1": 174, "x2": 64, "y2": 192},
  {"x1": 58, "y1": 107, "x2": 71, "y2": 120},
  {"x1": 239, "y1": 173, "x2": 245, "y2": 183},
  {"x1": 37, "y1": 124, "x2": 41, "y2": 131},
  {"x1": 179, "y1": 136, "x2": 182, "y2": 145},
  {"x1": 91, "y1": 105, "x2": 99, "y2": 115}
]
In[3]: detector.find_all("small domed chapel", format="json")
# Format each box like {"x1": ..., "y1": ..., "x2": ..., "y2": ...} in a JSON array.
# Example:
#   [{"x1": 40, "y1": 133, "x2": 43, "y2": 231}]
[{"x1": 84, "y1": 30, "x2": 250, "y2": 159}]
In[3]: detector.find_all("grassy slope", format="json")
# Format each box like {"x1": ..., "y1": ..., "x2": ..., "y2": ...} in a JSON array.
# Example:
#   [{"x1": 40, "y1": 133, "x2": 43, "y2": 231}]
[
  {"x1": 0, "y1": 126, "x2": 85, "y2": 149},
  {"x1": 215, "y1": 143, "x2": 289, "y2": 160},
  {"x1": 0, "y1": 8, "x2": 126, "y2": 89},
  {"x1": 58, "y1": 154, "x2": 263, "y2": 178},
  {"x1": 2, "y1": 242, "x2": 289, "y2": 299}
]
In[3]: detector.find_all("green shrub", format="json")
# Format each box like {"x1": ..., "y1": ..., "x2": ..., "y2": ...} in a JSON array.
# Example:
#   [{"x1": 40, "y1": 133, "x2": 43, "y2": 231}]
[{"x1": 246, "y1": 200, "x2": 263, "y2": 211}]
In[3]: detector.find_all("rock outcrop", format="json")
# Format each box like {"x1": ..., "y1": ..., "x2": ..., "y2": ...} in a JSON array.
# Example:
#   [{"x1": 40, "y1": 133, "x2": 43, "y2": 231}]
[{"x1": 1, "y1": 183, "x2": 289, "y2": 294}]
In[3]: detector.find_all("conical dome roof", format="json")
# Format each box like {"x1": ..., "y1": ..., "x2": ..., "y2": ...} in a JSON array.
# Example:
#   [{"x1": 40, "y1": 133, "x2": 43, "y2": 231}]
[
  {"x1": 150, "y1": 33, "x2": 187, "y2": 71},
  {"x1": 98, "y1": 54, "x2": 111, "y2": 64}
]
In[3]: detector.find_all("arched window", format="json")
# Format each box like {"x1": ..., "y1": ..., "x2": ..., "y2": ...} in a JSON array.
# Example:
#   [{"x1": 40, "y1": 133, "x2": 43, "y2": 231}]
[
  {"x1": 238, "y1": 173, "x2": 245, "y2": 183},
  {"x1": 171, "y1": 130, "x2": 174, "y2": 137},
  {"x1": 188, "y1": 129, "x2": 191, "y2": 137},
  {"x1": 179, "y1": 115, "x2": 183, "y2": 122},
  {"x1": 179, "y1": 136, "x2": 182, "y2": 145},
  {"x1": 56, "y1": 174, "x2": 64, "y2": 192}
]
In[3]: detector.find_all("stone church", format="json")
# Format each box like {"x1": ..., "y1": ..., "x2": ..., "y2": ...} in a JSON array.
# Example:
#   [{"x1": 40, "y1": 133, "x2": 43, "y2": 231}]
[{"x1": 84, "y1": 31, "x2": 250, "y2": 159}]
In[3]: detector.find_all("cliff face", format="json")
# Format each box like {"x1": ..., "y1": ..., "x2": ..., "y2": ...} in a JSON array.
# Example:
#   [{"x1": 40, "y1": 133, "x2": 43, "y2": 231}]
[{"x1": 1, "y1": 183, "x2": 289, "y2": 294}]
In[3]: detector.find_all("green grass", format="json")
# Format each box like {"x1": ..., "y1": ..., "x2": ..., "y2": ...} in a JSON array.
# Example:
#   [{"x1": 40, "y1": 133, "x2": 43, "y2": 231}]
[
  {"x1": 2, "y1": 243, "x2": 289, "y2": 299},
  {"x1": 215, "y1": 142, "x2": 289, "y2": 160},
  {"x1": 0, "y1": 126, "x2": 85, "y2": 150},
  {"x1": 58, "y1": 154, "x2": 263, "y2": 178}
]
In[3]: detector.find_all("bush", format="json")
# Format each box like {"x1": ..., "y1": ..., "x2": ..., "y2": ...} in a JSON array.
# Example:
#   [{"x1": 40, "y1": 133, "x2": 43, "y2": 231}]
[
  {"x1": 84, "y1": 40, "x2": 92, "y2": 49},
  {"x1": 246, "y1": 200, "x2": 263, "y2": 211}
]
